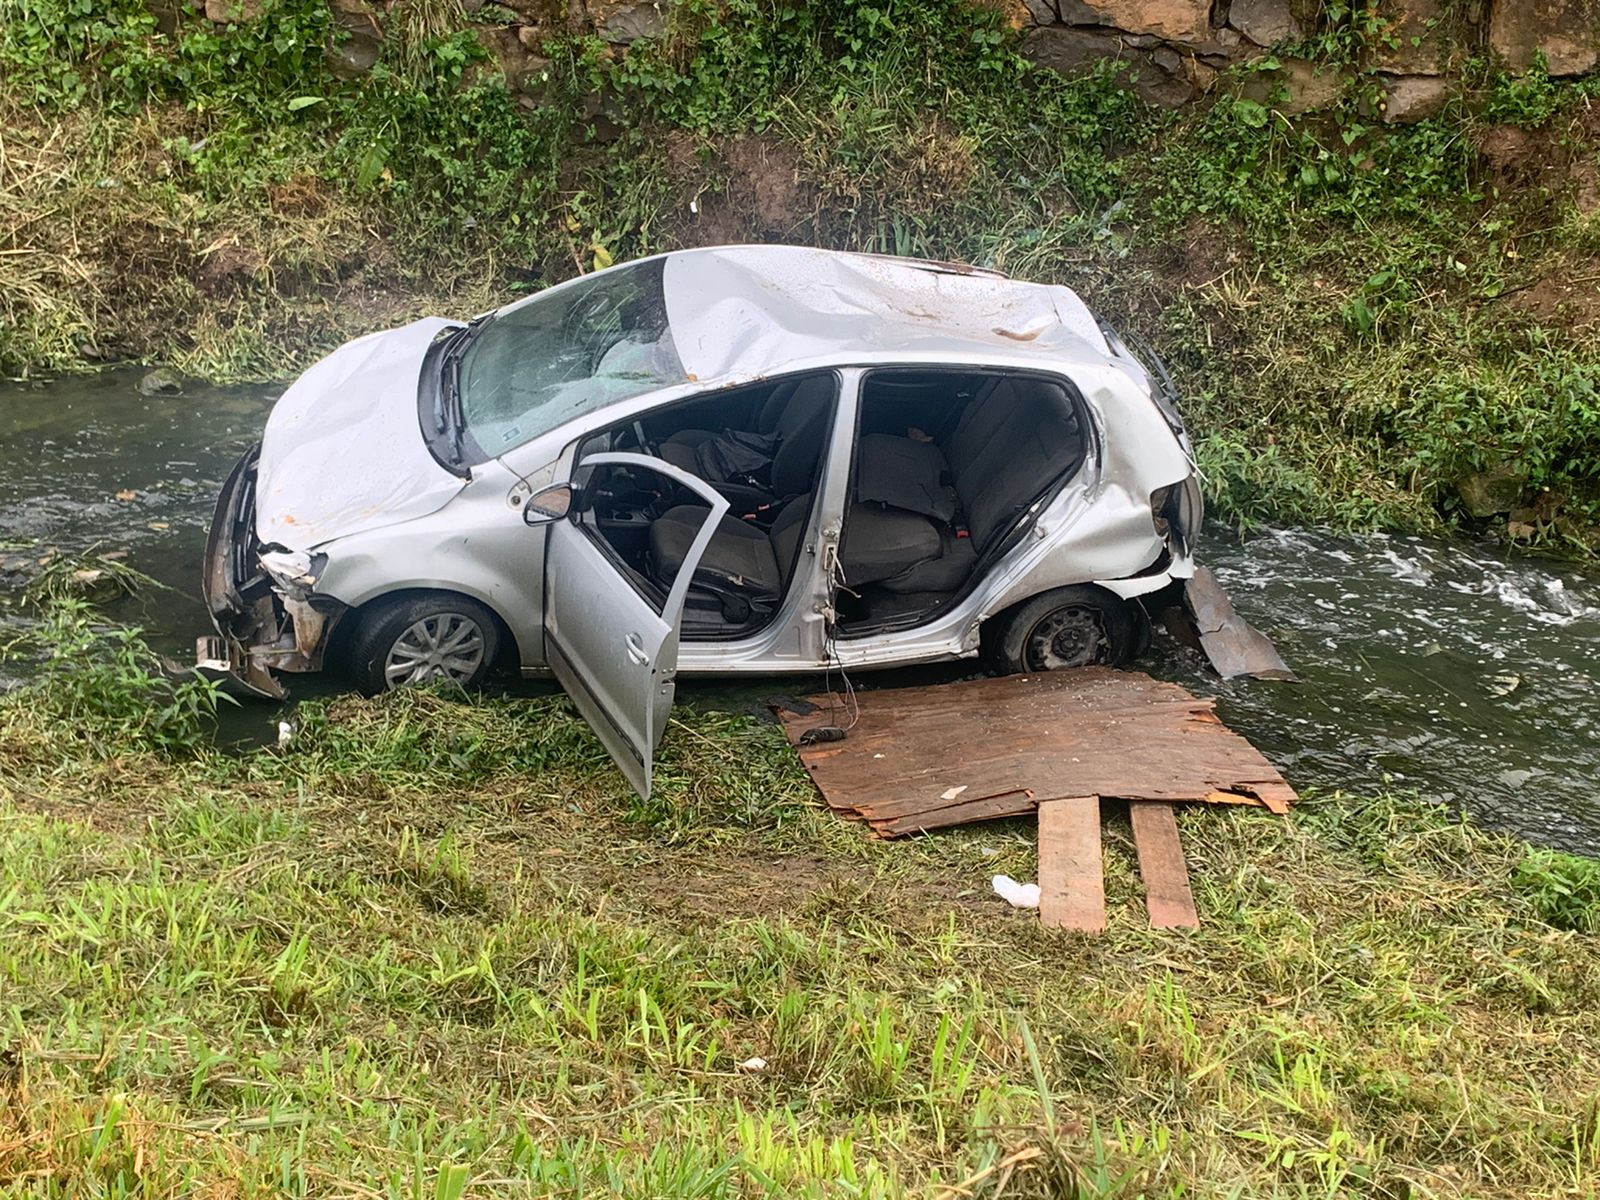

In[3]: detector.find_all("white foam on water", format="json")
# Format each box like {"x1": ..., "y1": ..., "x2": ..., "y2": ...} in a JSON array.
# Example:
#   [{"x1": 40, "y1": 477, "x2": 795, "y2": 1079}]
[{"x1": 1379, "y1": 546, "x2": 1432, "y2": 586}]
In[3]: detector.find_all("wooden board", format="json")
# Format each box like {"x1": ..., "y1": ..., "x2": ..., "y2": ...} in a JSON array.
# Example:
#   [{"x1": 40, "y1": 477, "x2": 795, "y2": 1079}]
[
  {"x1": 1038, "y1": 797, "x2": 1105, "y2": 932},
  {"x1": 1129, "y1": 801, "x2": 1199, "y2": 928},
  {"x1": 775, "y1": 668, "x2": 1296, "y2": 837},
  {"x1": 1183, "y1": 567, "x2": 1296, "y2": 681}
]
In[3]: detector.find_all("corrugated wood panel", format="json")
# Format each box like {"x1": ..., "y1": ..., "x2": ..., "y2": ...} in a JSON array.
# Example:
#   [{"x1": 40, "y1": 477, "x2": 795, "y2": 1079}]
[
  {"x1": 776, "y1": 668, "x2": 1295, "y2": 837},
  {"x1": 1129, "y1": 801, "x2": 1200, "y2": 929},
  {"x1": 1038, "y1": 797, "x2": 1105, "y2": 932}
]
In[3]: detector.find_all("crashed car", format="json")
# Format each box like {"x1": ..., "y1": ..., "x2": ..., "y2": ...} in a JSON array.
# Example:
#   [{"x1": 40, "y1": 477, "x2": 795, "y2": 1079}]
[{"x1": 200, "y1": 244, "x2": 1201, "y2": 794}]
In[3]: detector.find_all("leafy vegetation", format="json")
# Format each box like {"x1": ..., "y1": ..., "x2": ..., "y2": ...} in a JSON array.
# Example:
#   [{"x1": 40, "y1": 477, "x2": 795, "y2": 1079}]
[
  {"x1": 5, "y1": 599, "x2": 230, "y2": 752},
  {"x1": 2, "y1": 617, "x2": 1600, "y2": 1196},
  {"x1": 1516, "y1": 846, "x2": 1600, "y2": 933},
  {"x1": 2, "y1": 0, "x2": 1599, "y2": 545}
]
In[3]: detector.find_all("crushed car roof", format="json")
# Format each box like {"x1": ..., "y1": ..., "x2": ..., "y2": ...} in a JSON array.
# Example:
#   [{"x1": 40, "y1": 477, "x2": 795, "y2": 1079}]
[{"x1": 507, "y1": 244, "x2": 1114, "y2": 385}]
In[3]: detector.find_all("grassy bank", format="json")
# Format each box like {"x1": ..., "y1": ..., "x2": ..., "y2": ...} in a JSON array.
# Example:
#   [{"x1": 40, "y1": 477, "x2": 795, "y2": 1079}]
[
  {"x1": 3, "y1": 612, "x2": 1600, "y2": 1196},
  {"x1": 3, "y1": 0, "x2": 1600, "y2": 545}
]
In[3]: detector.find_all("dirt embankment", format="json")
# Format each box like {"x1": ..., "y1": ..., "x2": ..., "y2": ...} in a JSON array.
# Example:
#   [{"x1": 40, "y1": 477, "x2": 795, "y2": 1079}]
[{"x1": 1477, "y1": 115, "x2": 1600, "y2": 332}]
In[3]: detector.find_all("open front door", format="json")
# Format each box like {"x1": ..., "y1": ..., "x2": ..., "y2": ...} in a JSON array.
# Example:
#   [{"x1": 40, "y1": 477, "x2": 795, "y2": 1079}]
[{"x1": 542, "y1": 451, "x2": 730, "y2": 800}]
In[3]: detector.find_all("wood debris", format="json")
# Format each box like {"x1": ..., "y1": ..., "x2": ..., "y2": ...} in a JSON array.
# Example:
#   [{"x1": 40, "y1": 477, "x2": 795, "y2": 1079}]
[
  {"x1": 775, "y1": 668, "x2": 1296, "y2": 837},
  {"x1": 776, "y1": 668, "x2": 1298, "y2": 930}
]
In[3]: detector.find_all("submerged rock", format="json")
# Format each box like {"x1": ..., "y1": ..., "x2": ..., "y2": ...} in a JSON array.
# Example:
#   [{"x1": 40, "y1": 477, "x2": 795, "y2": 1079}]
[{"x1": 138, "y1": 368, "x2": 183, "y2": 397}]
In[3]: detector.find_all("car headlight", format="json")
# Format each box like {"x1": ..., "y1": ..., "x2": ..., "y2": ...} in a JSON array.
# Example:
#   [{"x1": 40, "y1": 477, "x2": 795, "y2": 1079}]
[{"x1": 258, "y1": 548, "x2": 325, "y2": 597}]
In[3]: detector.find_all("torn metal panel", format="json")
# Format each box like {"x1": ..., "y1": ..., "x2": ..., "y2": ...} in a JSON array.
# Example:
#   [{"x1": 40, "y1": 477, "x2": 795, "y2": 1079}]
[
  {"x1": 194, "y1": 635, "x2": 285, "y2": 700},
  {"x1": 776, "y1": 668, "x2": 1297, "y2": 838},
  {"x1": 1182, "y1": 566, "x2": 1296, "y2": 681}
]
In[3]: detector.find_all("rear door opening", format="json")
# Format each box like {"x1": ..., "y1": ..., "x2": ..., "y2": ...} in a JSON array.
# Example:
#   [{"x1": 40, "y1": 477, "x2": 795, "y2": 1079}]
[{"x1": 832, "y1": 368, "x2": 1092, "y2": 637}]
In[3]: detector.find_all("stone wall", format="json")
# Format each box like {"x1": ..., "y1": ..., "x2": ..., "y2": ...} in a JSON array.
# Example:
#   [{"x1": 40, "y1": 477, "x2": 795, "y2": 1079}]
[
  {"x1": 1019, "y1": 1, "x2": 1600, "y2": 121},
  {"x1": 276, "y1": 0, "x2": 1600, "y2": 124}
]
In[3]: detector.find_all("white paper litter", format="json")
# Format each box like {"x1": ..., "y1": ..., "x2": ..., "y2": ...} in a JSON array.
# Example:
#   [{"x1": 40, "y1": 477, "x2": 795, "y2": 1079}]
[
  {"x1": 940, "y1": 785, "x2": 969, "y2": 801},
  {"x1": 991, "y1": 874, "x2": 1040, "y2": 909},
  {"x1": 736, "y1": 1056, "x2": 767, "y2": 1073}
]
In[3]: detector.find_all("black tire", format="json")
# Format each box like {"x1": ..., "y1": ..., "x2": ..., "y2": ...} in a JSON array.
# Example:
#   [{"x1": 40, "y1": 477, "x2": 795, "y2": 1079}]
[
  {"x1": 345, "y1": 593, "x2": 503, "y2": 696},
  {"x1": 981, "y1": 586, "x2": 1140, "y2": 676}
]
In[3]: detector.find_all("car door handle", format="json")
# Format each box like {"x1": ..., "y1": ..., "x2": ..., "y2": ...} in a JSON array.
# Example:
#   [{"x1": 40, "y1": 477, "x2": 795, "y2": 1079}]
[{"x1": 624, "y1": 633, "x2": 649, "y2": 665}]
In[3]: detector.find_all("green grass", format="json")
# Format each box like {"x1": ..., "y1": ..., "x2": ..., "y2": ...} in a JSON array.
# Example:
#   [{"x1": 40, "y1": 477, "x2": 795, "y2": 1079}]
[{"x1": 2, "y1": 616, "x2": 1600, "y2": 1196}]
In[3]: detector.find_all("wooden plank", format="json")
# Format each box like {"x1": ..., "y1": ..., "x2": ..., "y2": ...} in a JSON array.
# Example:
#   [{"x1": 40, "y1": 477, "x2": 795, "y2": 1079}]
[
  {"x1": 874, "y1": 790, "x2": 1036, "y2": 837},
  {"x1": 1037, "y1": 797, "x2": 1104, "y2": 933},
  {"x1": 1206, "y1": 789, "x2": 1279, "y2": 809},
  {"x1": 1129, "y1": 801, "x2": 1199, "y2": 929},
  {"x1": 1243, "y1": 782, "x2": 1295, "y2": 815},
  {"x1": 774, "y1": 668, "x2": 1297, "y2": 837}
]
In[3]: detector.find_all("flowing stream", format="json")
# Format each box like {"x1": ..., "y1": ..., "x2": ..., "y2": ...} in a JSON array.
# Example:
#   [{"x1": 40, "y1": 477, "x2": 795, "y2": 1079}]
[{"x1": 5, "y1": 369, "x2": 1599, "y2": 855}]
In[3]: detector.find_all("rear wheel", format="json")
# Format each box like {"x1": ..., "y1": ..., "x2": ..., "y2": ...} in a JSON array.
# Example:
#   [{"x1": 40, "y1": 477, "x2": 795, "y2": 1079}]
[
  {"x1": 345, "y1": 594, "x2": 503, "y2": 695},
  {"x1": 982, "y1": 586, "x2": 1139, "y2": 675}
]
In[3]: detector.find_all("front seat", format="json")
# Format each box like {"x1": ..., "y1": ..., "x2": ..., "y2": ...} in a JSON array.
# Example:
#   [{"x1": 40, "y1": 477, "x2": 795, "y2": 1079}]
[
  {"x1": 649, "y1": 496, "x2": 813, "y2": 625},
  {"x1": 656, "y1": 376, "x2": 832, "y2": 497},
  {"x1": 648, "y1": 493, "x2": 944, "y2": 626}
]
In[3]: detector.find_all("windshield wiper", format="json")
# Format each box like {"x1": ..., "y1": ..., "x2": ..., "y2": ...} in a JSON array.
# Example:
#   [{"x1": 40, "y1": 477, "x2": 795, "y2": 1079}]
[{"x1": 435, "y1": 317, "x2": 490, "y2": 468}]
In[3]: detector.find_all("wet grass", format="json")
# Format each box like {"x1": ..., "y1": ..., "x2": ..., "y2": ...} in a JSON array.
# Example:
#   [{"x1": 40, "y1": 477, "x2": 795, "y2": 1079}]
[{"x1": 3, "y1": 624, "x2": 1600, "y2": 1196}]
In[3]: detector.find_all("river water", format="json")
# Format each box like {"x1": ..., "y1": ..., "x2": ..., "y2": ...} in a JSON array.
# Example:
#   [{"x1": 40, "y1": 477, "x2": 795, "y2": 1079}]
[{"x1": 4, "y1": 370, "x2": 1599, "y2": 855}]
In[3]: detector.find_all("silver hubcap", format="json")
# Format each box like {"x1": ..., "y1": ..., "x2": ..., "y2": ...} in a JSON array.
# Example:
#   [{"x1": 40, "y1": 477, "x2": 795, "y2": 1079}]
[
  {"x1": 384, "y1": 613, "x2": 486, "y2": 688},
  {"x1": 1025, "y1": 607, "x2": 1106, "y2": 671}
]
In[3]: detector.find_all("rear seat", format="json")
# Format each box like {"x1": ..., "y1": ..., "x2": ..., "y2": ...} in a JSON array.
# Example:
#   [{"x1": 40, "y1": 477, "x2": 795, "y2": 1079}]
[
  {"x1": 850, "y1": 377, "x2": 1084, "y2": 594},
  {"x1": 648, "y1": 492, "x2": 945, "y2": 624}
]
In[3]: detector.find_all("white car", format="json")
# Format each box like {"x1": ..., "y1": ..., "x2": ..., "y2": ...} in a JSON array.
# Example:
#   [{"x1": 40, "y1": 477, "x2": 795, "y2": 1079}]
[{"x1": 201, "y1": 244, "x2": 1202, "y2": 796}]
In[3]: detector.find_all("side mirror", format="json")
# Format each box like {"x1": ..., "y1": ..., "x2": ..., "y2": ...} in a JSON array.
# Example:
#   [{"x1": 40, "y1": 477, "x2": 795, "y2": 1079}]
[{"x1": 522, "y1": 482, "x2": 574, "y2": 525}]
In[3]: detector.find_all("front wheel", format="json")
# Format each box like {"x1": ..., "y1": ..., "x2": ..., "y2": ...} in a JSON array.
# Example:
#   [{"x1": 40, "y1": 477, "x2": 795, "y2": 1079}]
[
  {"x1": 981, "y1": 586, "x2": 1140, "y2": 675},
  {"x1": 345, "y1": 594, "x2": 503, "y2": 695}
]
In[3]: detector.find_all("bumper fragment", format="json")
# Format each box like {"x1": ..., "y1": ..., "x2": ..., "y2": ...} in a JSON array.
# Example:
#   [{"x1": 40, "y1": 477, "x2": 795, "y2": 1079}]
[
  {"x1": 195, "y1": 635, "x2": 287, "y2": 700},
  {"x1": 198, "y1": 444, "x2": 340, "y2": 699},
  {"x1": 1175, "y1": 567, "x2": 1294, "y2": 681}
]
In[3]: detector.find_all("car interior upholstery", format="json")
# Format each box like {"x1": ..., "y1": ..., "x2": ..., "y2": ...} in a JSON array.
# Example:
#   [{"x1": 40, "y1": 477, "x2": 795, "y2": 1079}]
[
  {"x1": 571, "y1": 373, "x2": 839, "y2": 637},
  {"x1": 572, "y1": 368, "x2": 1089, "y2": 640},
  {"x1": 833, "y1": 370, "x2": 1088, "y2": 633}
]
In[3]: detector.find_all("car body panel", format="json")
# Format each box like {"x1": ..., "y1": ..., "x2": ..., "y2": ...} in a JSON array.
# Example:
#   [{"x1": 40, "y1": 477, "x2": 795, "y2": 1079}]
[
  {"x1": 657, "y1": 247, "x2": 1108, "y2": 384},
  {"x1": 312, "y1": 456, "x2": 549, "y2": 667},
  {"x1": 205, "y1": 244, "x2": 1203, "y2": 709},
  {"x1": 256, "y1": 317, "x2": 464, "y2": 552},
  {"x1": 543, "y1": 452, "x2": 730, "y2": 799}
]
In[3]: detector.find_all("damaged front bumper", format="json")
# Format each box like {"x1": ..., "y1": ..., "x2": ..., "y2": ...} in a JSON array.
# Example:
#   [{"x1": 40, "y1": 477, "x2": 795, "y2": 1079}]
[{"x1": 198, "y1": 444, "x2": 345, "y2": 699}]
